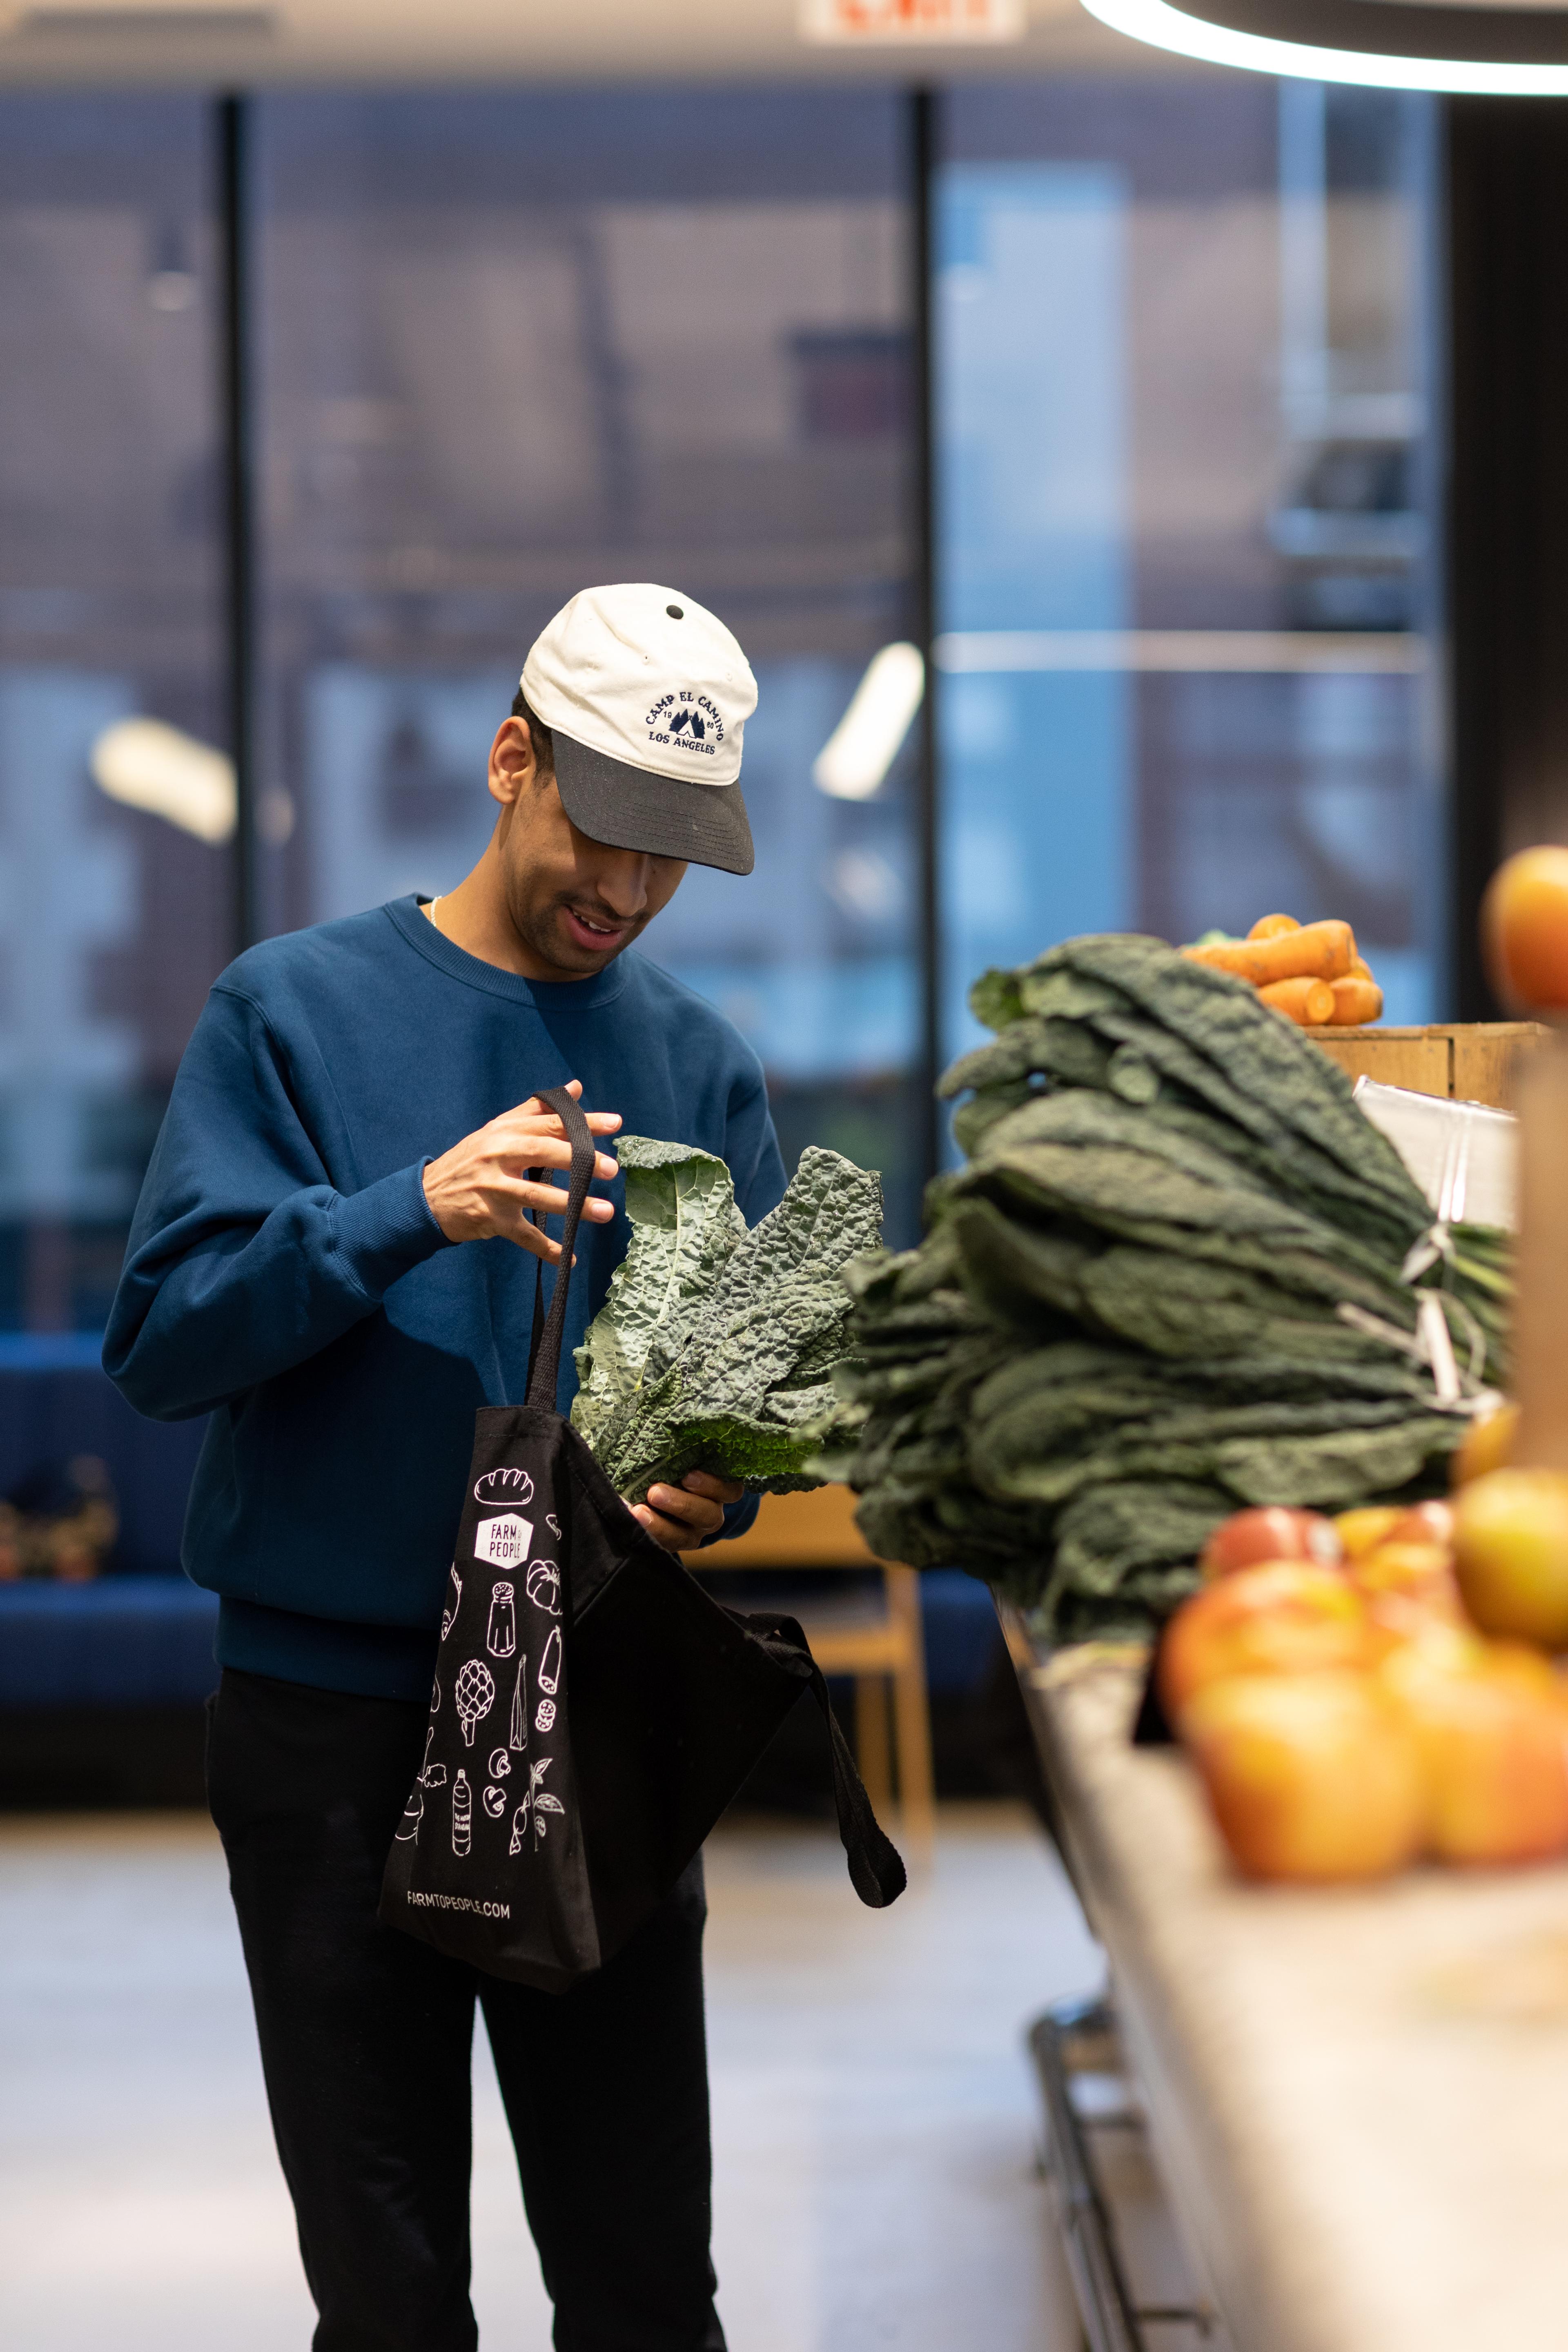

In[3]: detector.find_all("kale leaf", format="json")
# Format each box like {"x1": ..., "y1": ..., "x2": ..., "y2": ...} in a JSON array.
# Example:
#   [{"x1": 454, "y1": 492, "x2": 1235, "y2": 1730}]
[{"x1": 571, "y1": 1137, "x2": 883, "y2": 1503}]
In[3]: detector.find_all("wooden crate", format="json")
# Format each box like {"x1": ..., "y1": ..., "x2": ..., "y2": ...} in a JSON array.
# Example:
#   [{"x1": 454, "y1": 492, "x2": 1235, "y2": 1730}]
[{"x1": 1309, "y1": 1022, "x2": 1547, "y2": 1110}]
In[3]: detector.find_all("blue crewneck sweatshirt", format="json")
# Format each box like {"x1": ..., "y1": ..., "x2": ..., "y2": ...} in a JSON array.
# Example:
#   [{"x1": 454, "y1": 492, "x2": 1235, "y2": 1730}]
[{"x1": 104, "y1": 897, "x2": 786, "y2": 1700}]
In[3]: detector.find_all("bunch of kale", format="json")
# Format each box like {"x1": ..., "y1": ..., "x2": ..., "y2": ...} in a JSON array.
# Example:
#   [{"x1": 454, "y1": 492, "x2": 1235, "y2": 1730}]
[
  {"x1": 572, "y1": 1136, "x2": 883, "y2": 1503},
  {"x1": 828, "y1": 935, "x2": 1511, "y2": 1639}
]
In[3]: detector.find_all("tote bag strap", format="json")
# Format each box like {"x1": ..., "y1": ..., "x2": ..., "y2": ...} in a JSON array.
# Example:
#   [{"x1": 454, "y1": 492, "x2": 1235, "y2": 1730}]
[
  {"x1": 742, "y1": 1611, "x2": 906, "y2": 1907},
  {"x1": 805, "y1": 1651, "x2": 907, "y2": 1906},
  {"x1": 524, "y1": 1083, "x2": 599, "y2": 1412}
]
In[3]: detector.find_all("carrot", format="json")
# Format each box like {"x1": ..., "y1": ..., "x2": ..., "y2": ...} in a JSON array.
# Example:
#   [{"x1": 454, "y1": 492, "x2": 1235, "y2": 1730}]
[
  {"x1": 1248, "y1": 913, "x2": 1301, "y2": 941},
  {"x1": 1259, "y1": 976, "x2": 1336, "y2": 1026},
  {"x1": 1329, "y1": 976, "x2": 1383, "y2": 1025},
  {"x1": 1181, "y1": 918, "x2": 1355, "y2": 987},
  {"x1": 1351, "y1": 954, "x2": 1374, "y2": 981}
]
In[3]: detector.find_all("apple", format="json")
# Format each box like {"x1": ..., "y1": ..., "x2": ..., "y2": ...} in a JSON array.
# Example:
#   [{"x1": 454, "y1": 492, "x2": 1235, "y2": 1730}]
[
  {"x1": 1334, "y1": 1505, "x2": 1406, "y2": 1560},
  {"x1": 1198, "y1": 1506, "x2": 1344, "y2": 1581},
  {"x1": 1178, "y1": 1670, "x2": 1423, "y2": 1883},
  {"x1": 1453, "y1": 1468, "x2": 1568, "y2": 1648},
  {"x1": 1379, "y1": 1635, "x2": 1568, "y2": 1864},
  {"x1": 1362, "y1": 1591, "x2": 1462, "y2": 1663},
  {"x1": 1160, "y1": 1562, "x2": 1370, "y2": 1719},
  {"x1": 1481, "y1": 845, "x2": 1568, "y2": 1013},
  {"x1": 1350, "y1": 1539, "x2": 1461, "y2": 1615},
  {"x1": 1452, "y1": 1402, "x2": 1519, "y2": 1489},
  {"x1": 1384, "y1": 1500, "x2": 1455, "y2": 1550}
]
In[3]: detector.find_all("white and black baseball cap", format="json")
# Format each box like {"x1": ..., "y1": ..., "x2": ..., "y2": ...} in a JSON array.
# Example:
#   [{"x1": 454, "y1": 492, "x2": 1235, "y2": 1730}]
[{"x1": 521, "y1": 584, "x2": 758, "y2": 876}]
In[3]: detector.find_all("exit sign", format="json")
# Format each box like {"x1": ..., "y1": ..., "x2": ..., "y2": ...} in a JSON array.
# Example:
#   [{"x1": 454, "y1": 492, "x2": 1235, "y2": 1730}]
[{"x1": 800, "y1": 0, "x2": 1025, "y2": 40}]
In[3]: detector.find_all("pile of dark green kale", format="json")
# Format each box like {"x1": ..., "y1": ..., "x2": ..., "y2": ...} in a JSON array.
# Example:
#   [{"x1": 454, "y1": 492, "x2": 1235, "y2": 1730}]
[{"x1": 827, "y1": 935, "x2": 1512, "y2": 1639}]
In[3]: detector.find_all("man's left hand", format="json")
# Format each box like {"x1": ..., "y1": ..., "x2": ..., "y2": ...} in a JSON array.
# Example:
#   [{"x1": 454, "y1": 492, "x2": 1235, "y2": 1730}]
[{"x1": 634, "y1": 1470, "x2": 744, "y2": 1552}]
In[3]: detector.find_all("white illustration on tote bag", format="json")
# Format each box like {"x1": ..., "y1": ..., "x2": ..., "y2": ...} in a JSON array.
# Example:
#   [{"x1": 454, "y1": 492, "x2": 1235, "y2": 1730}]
[
  {"x1": 454, "y1": 1658, "x2": 496, "y2": 1748},
  {"x1": 486, "y1": 1583, "x2": 517, "y2": 1659},
  {"x1": 507, "y1": 1757, "x2": 566, "y2": 1855},
  {"x1": 525, "y1": 1560, "x2": 561, "y2": 1617},
  {"x1": 475, "y1": 1513, "x2": 532, "y2": 1569},
  {"x1": 474, "y1": 1467, "x2": 534, "y2": 1508}
]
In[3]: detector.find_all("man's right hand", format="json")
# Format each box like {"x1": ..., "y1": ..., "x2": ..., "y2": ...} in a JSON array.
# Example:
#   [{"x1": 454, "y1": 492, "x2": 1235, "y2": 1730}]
[{"x1": 422, "y1": 1081, "x2": 621, "y2": 1262}]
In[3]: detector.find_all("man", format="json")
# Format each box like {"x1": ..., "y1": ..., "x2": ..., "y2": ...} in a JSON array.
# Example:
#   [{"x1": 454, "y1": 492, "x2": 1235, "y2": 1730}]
[{"x1": 105, "y1": 585, "x2": 784, "y2": 2352}]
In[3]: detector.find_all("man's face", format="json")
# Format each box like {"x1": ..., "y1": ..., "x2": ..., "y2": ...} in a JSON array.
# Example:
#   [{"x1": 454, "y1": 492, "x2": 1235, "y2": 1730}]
[{"x1": 489, "y1": 718, "x2": 688, "y2": 981}]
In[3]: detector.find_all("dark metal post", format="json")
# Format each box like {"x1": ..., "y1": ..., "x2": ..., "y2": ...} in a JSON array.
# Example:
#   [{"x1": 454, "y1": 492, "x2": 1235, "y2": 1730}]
[
  {"x1": 911, "y1": 87, "x2": 941, "y2": 1190},
  {"x1": 1445, "y1": 97, "x2": 1568, "y2": 1019},
  {"x1": 217, "y1": 92, "x2": 259, "y2": 953}
]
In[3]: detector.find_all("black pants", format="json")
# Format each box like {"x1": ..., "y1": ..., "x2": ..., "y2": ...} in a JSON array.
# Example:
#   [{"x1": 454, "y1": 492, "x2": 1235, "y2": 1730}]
[{"x1": 207, "y1": 1668, "x2": 726, "y2": 2352}]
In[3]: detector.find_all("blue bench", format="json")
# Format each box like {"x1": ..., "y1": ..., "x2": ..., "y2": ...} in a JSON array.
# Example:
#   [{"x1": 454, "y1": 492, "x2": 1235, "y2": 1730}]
[
  {"x1": 0, "y1": 1349, "x2": 1003, "y2": 1712},
  {"x1": 0, "y1": 1347, "x2": 214, "y2": 1709}
]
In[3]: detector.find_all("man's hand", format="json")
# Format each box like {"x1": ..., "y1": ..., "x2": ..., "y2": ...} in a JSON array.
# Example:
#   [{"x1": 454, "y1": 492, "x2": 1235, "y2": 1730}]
[
  {"x1": 423, "y1": 1080, "x2": 621, "y2": 1263},
  {"x1": 634, "y1": 1470, "x2": 744, "y2": 1552}
]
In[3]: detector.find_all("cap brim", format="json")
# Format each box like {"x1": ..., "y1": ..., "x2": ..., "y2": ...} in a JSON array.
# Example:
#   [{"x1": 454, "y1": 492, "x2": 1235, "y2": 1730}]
[{"x1": 550, "y1": 730, "x2": 754, "y2": 877}]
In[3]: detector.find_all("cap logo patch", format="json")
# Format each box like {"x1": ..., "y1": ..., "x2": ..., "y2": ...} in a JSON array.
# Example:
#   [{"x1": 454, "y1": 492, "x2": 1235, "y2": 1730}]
[{"x1": 645, "y1": 689, "x2": 726, "y2": 759}]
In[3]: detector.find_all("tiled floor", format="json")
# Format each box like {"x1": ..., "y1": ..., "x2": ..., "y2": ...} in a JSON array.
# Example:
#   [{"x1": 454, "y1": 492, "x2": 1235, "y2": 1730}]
[{"x1": 0, "y1": 1803, "x2": 1102, "y2": 2350}]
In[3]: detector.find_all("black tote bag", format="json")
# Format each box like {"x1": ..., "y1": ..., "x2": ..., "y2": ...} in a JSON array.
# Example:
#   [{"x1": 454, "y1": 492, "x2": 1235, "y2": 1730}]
[{"x1": 380, "y1": 1086, "x2": 905, "y2": 1991}]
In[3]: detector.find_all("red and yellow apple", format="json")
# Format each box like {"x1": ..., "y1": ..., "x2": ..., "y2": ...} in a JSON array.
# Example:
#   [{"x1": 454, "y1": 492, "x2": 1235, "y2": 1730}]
[
  {"x1": 1481, "y1": 845, "x2": 1568, "y2": 1014},
  {"x1": 1178, "y1": 1670, "x2": 1424, "y2": 1883},
  {"x1": 1160, "y1": 1562, "x2": 1370, "y2": 1719},
  {"x1": 1452, "y1": 1402, "x2": 1519, "y2": 1490},
  {"x1": 1384, "y1": 1499, "x2": 1455, "y2": 1550},
  {"x1": 1349, "y1": 1538, "x2": 1462, "y2": 1617},
  {"x1": 1379, "y1": 1633, "x2": 1568, "y2": 1865},
  {"x1": 1453, "y1": 1468, "x2": 1568, "y2": 1648},
  {"x1": 1334, "y1": 1505, "x2": 1406, "y2": 1560},
  {"x1": 1197, "y1": 1506, "x2": 1343, "y2": 1582}
]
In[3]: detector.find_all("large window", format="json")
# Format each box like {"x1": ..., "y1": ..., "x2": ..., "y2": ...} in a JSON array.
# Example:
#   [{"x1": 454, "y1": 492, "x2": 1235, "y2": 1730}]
[
  {"x1": 936, "y1": 78, "x2": 1442, "y2": 1061},
  {"x1": 0, "y1": 75, "x2": 1448, "y2": 1328},
  {"x1": 252, "y1": 91, "x2": 926, "y2": 1240},
  {"x1": 0, "y1": 98, "x2": 227, "y2": 1338}
]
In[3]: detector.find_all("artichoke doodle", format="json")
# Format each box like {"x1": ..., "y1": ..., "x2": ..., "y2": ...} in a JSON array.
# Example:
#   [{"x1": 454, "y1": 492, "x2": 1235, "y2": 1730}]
[{"x1": 454, "y1": 1657, "x2": 495, "y2": 1748}]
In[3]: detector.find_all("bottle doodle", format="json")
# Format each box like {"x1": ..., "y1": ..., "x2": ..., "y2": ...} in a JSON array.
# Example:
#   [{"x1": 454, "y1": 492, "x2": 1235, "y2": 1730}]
[{"x1": 452, "y1": 1768, "x2": 472, "y2": 1858}]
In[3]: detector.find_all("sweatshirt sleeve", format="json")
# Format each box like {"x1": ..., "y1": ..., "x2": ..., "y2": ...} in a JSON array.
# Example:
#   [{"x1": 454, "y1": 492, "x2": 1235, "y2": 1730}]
[
  {"x1": 726, "y1": 1058, "x2": 788, "y2": 1227},
  {"x1": 104, "y1": 984, "x2": 451, "y2": 1421}
]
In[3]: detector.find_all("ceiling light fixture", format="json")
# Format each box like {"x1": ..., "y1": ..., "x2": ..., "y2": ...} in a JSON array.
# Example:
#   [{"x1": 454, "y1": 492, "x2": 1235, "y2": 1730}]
[
  {"x1": 7, "y1": 6, "x2": 276, "y2": 36},
  {"x1": 813, "y1": 643, "x2": 925, "y2": 801},
  {"x1": 91, "y1": 717, "x2": 236, "y2": 843},
  {"x1": 1079, "y1": 0, "x2": 1568, "y2": 94}
]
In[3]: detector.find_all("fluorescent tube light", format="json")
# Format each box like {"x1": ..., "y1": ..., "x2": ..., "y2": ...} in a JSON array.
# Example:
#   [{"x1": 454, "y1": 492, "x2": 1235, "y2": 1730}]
[
  {"x1": 813, "y1": 642, "x2": 925, "y2": 801},
  {"x1": 1080, "y1": 0, "x2": 1568, "y2": 94},
  {"x1": 91, "y1": 717, "x2": 236, "y2": 844}
]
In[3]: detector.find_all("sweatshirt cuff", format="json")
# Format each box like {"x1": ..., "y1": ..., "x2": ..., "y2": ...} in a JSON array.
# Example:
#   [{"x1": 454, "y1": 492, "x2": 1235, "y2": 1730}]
[
  {"x1": 332, "y1": 1160, "x2": 454, "y2": 1302},
  {"x1": 703, "y1": 1491, "x2": 761, "y2": 1547}
]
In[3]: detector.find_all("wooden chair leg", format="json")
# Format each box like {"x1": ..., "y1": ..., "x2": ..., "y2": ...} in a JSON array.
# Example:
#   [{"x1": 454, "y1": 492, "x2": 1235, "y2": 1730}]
[
  {"x1": 892, "y1": 1652, "x2": 936, "y2": 1861},
  {"x1": 855, "y1": 1673, "x2": 893, "y2": 1811}
]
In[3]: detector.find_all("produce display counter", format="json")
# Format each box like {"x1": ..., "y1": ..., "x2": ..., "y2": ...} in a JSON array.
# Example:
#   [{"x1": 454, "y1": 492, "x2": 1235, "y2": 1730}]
[
  {"x1": 1006, "y1": 1621, "x2": 1568, "y2": 2352},
  {"x1": 1306, "y1": 1019, "x2": 1545, "y2": 1108}
]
